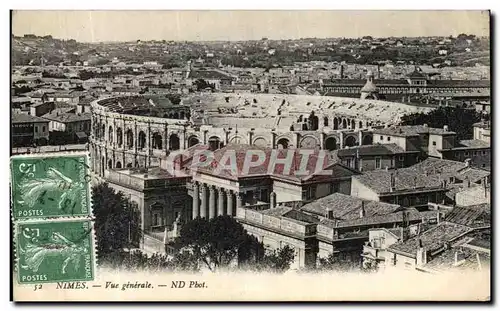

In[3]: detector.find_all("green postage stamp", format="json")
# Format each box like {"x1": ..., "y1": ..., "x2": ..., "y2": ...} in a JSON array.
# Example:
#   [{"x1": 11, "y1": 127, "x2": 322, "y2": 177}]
[
  {"x1": 10, "y1": 153, "x2": 92, "y2": 220},
  {"x1": 16, "y1": 219, "x2": 96, "y2": 284}
]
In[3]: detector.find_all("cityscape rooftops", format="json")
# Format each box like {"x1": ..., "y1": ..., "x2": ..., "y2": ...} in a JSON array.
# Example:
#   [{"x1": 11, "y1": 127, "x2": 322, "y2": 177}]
[
  {"x1": 41, "y1": 111, "x2": 91, "y2": 123},
  {"x1": 300, "y1": 192, "x2": 400, "y2": 220},
  {"x1": 373, "y1": 125, "x2": 456, "y2": 137},
  {"x1": 12, "y1": 113, "x2": 49, "y2": 124},
  {"x1": 337, "y1": 143, "x2": 408, "y2": 157},
  {"x1": 387, "y1": 222, "x2": 472, "y2": 258}
]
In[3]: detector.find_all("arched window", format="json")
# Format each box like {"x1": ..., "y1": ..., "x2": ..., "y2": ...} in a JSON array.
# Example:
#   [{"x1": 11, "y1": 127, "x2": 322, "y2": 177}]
[{"x1": 138, "y1": 131, "x2": 146, "y2": 150}]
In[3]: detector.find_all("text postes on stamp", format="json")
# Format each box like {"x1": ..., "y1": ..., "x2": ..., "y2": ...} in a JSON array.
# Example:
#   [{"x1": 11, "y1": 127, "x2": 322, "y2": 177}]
[
  {"x1": 16, "y1": 219, "x2": 95, "y2": 284},
  {"x1": 11, "y1": 154, "x2": 91, "y2": 220}
]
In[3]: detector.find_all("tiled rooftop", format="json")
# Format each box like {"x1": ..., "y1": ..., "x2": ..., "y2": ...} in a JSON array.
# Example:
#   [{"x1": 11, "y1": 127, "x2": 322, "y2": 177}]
[
  {"x1": 300, "y1": 193, "x2": 400, "y2": 220},
  {"x1": 12, "y1": 113, "x2": 49, "y2": 124},
  {"x1": 337, "y1": 143, "x2": 406, "y2": 157},
  {"x1": 457, "y1": 139, "x2": 490, "y2": 148},
  {"x1": 388, "y1": 222, "x2": 471, "y2": 257},
  {"x1": 373, "y1": 125, "x2": 456, "y2": 137}
]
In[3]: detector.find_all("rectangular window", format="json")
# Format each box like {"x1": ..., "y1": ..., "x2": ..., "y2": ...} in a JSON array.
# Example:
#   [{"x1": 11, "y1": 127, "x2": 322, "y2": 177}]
[
  {"x1": 375, "y1": 157, "x2": 382, "y2": 169},
  {"x1": 399, "y1": 155, "x2": 404, "y2": 161},
  {"x1": 42, "y1": 126, "x2": 46, "y2": 132},
  {"x1": 34, "y1": 127, "x2": 38, "y2": 133},
  {"x1": 482, "y1": 150, "x2": 487, "y2": 155},
  {"x1": 387, "y1": 137, "x2": 391, "y2": 142},
  {"x1": 380, "y1": 135, "x2": 384, "y2": 141},
  {"x1": 455, "y1": 152, "x2": 460, "y2": 157},
  {"x1": 465, "y1": 151, "x2": 469, "y2": 156},
  {"x1": 346, "y1": 158, "x2": 352, "y2": 168},
  {"x1": 432, "y1": 141, "x2": 437, "y2": 146}
]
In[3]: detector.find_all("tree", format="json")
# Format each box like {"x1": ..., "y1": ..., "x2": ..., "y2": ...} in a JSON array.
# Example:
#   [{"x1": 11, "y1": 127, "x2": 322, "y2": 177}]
[
  {"x1": 193, "y1": 79, "x2": 214, "y2": 91},
  {"x1": 400, "y1": 106, "x2": 483, "y2": 140},
  {"x1": 317, "y1": 252, "x2": 359, "y2": 272},
  {"x1": 255, "y1": 245, "x2": 295, "y2": 273},
  {"x1": 174, "y1": 216, "x2": 249, "y2": 272},
  {"x1": 92, "y1": 183, "x2": 142, "y2": 263}
]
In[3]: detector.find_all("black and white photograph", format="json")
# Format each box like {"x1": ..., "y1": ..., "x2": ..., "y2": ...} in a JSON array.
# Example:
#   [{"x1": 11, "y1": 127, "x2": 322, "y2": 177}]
[{"x1": 9, "y1": 9, "x2": 491, "y2": 302}]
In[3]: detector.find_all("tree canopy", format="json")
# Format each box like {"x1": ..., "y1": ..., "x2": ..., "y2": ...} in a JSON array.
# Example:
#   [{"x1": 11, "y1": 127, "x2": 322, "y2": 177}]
[
  {"x1": 92, "y1": 183, "x2": 141, "y2": 262},
  {"x1": 400, "y1": 107, "x2": 484, "y2": 140}
]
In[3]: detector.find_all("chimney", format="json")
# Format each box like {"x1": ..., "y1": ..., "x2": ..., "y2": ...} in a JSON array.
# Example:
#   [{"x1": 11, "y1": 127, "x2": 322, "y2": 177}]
[
  {"x1": 443, "y1": 125, "x2": 449, "y2": 132},
  {"x1": 270, "y1": 191, "x2": 277, "y2": 208},
  {"x1": 416, "y1": 239, "x2": 428, "y2": 266},
  {"x1": 390, "y1": 172, "x2": 395, "y2": 192},
  {"x1": 359, "y1": 201, "x2": 366, "y2": 218},
  {"x1": 436, "y1": 211, "x2": 441, "y2": 224}
]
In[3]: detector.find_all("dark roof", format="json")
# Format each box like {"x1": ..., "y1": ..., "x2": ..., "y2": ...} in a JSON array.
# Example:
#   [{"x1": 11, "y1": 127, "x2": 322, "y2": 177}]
[
  {"x1": 12, "y1": 113, "x2": 49, "y2": 124},
  {"x1": 337, "y1": 144, "x2": 405, "y2": 157},
  {"x1": 196, "y1": 143, "x2": 357, "y2": 182},
  {"x1": 457, "y1": 139, "x2": 490, "y2": 149},
  {"x1": 324, "y1": 78, "x2": 490, "y2": 88},
  {"x1": 41, "y1": 112, "x2": 91, "y2": 123},
  {"x1": 300, "y1": 193, "x2": 400, "y2": 220},
  {"x1": 373, "y1": 125, "x2": 455, "y2": 137},
  {"x1": 445, "y1": 204, "x2": 491, "y2": 227},
  {"x1": 188, "y1": 70, "x2": 233, "y2": 80},
  {"x1": 388, "y1": 222, "x2": 472, "y2": 257},
  {"x1": 335, "y1": 209, "x2": 438, "y2": 228},
  {"x1": 407, "y1": 69, "x2": 427, "y2": 79}
]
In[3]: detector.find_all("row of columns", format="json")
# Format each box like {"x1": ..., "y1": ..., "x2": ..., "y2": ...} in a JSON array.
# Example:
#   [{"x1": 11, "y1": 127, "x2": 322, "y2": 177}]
[{"x1": 192, "y1": 182, "x2": 243, "y2": 220}]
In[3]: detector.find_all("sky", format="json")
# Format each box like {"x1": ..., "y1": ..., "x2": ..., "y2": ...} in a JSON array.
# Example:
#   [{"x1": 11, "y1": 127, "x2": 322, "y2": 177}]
[{"x1": 12, "y1": 10, "x2": 490, "y2": 43}]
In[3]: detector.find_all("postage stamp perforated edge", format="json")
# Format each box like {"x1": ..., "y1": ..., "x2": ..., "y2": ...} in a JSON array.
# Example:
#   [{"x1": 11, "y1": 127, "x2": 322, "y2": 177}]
[
  {"x1": 10, "y1": 151, "x2": 94, "y2": 221},
  {"x1": 14, "y1": 217, "x2": 98, "y2": 285}
]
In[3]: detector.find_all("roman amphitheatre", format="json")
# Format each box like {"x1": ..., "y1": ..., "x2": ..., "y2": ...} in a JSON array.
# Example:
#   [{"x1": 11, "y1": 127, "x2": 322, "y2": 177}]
[{"x1": 90, "y1": 91, "x2": 433, "y2": 176}]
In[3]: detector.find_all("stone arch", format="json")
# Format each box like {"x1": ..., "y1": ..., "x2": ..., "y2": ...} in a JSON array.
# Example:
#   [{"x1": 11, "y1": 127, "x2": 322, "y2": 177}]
[
  {"x1": 351, "y1": 119, "x2": 356, "y2": 129},
  {"x1": 362, "y1": 135, "x2": 373, "y2": 145},
  {"x1": 359, "y1": 121, "x2": 363, "y2": 129},
  {"x1": 116, "y1": 161, "x2": 122, "y2": 169},
  {"x1": 342, "y1": 119, "x2": 348, "y2": 129},
  {"x1": 253, "y1": 136, "x2": 268, "y2": 147},
  {"x1": 300, "y1": 135, "x2": 320, "y2": 149},
  {"x1": 116, "y1": 127, "x2": 123, "y2": 147},
  {"x1": 126, "y1": 129, "x2": 134, "y2": 149},
  {"x1": 345, "y1": 135, "x2": 357, "y2": 147},
  {"x1": 229, "y1": 135, "x2": 246, "y2": 144},
  {"x1": 323, "y1": 116, "x2": 329, "y2": 127},
  {"x1": 108, "y1": 126, "x2": 113, "y2": 143},
  {"x1": 333, "y1": 118, "x2": 339, "y2": 130},
  {"x1": 188, "y1": 135, "x2": 200, "y2": 147},
  {"x1": 208, "y1": 136, "x2": 223, "y2": 151},
  {"x1": 138, "y1": 131, "x2": 146, "y2": 150},
  {"x1": 308, "y1": 112, "x2": 319, "y2": 131},
  {"x1": 152, "y1": 132, "x2": 162, "y2": 149},
  {"x1": 277, "y1": 138, "x2": 290, "y2": 149},
  {"x1": 169, "y1": 133, "x2": 180, "y2": 151},
  {"x1": 324, "y1": 137, "x2": 337, "y2": 151}
]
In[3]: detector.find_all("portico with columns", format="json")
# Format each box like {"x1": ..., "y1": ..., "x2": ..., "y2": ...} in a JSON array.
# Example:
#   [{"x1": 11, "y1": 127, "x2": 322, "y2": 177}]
[{"x1": 190, "y1": 174, "x2": 275, "y2": 220}]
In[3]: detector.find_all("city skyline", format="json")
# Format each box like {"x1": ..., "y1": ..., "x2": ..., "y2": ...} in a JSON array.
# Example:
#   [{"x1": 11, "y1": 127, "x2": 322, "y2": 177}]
[{"x1": 12, "y1": 10, "x2": 490, "y2": 43}]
